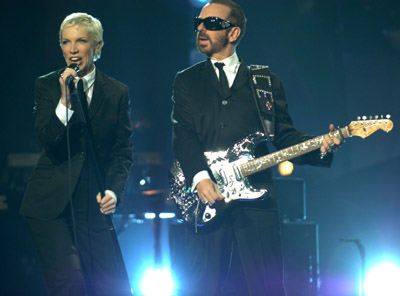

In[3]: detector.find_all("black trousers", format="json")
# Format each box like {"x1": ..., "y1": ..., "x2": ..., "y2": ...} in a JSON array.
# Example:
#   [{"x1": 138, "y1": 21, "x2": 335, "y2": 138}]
[
  {"x1": 25, "y1": 163, "x2": 130, "y2": 296},
  {"x1": 173, "y1": 204, "x2": 287, "y2": 296}
]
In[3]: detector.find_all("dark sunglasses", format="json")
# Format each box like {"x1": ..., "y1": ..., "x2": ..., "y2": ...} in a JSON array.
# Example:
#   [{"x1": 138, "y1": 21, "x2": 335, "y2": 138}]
[{"x1": 194, "y1": 16, "x2": 236, "y2": 31}]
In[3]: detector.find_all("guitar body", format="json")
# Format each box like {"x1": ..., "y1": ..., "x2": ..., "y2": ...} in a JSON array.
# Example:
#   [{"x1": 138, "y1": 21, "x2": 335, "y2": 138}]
[{"x1": 169, "y1": 133, "x2": 269, "y2": 227}]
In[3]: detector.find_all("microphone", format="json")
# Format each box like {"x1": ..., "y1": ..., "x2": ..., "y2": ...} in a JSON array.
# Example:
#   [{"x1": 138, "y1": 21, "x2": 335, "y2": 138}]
[{"x1": 66, "y1": 63, "x2": 80, "y2": 86}]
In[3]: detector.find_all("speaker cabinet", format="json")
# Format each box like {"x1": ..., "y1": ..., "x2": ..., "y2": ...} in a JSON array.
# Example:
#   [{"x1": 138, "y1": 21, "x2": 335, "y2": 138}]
[
  {"x1": 275, "y1": 177, "x2": 306, "y2": 221},
  {"x1": 281, "y1": 221, "x2": 320, "y2": 296}
]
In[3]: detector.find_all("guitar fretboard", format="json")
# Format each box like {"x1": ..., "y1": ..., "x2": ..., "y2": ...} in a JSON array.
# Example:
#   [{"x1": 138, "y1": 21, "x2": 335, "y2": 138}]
[{"x1": 240, "y1": 127, "x2": 350, "y2": 177}]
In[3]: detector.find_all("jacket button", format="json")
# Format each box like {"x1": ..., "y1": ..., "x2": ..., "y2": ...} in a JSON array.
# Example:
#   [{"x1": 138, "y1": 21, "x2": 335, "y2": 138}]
[
  {"x1": 222, "y1": 100, "x2": 228, "y2": 105},
  {"x1": 220, "y1": 122, "x2": 225, "y2": 128},
  {"x1": 80, "y1": 152, "x2": 85, "y2": 158}
]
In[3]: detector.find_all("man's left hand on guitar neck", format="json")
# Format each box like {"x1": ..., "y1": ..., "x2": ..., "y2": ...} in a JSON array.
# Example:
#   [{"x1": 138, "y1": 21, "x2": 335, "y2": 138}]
[{"x1": 320, "y1": 124, "x2": 343, "y2": 158}]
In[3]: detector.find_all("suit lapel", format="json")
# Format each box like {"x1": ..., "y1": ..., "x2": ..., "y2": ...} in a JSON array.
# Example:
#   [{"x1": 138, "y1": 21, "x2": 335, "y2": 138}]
[
  {"x1": 231, "y1": 60, "x2": 249, "y2": 91},
  {"x1": 89, "y1": 69, "x2": 105, "y2": 120}
]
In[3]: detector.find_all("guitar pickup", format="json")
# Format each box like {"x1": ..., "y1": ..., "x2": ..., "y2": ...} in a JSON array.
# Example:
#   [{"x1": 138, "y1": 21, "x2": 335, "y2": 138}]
[
  {"x1": 233, "y1": 165, "x2": 242, "y2": 181},
  {"x1": 219, "y1": 170, "x2": 228, "y2": 185}
]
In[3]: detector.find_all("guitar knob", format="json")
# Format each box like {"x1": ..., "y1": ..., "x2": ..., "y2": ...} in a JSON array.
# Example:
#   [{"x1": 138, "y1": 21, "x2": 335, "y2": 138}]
[
  {"x1": 209, "y1": 203, "x2": 215, "y2": 209},
  {"x1": 205, "y1": 213, "x2": 211, "y2": 219}
]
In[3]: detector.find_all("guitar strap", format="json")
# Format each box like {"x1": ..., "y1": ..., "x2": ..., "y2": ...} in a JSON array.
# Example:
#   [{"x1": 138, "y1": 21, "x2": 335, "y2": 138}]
[{"x1": 248, "y1": 64, "x2": 276, "y2": 143}]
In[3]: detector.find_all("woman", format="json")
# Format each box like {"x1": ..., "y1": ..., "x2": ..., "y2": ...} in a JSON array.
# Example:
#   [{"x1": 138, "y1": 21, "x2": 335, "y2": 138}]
[{"x1": 20, "y1": 13, "x2": 133, "y2": 296}]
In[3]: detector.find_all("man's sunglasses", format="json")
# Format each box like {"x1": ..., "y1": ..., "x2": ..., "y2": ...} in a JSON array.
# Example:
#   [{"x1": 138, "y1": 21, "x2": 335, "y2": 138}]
[{"x1": 194, "y1": 16, "x2": 236, "y2": 32}]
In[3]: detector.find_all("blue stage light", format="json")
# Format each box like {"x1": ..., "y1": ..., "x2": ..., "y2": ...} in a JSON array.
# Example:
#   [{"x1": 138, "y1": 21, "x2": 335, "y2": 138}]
[
  {"x1": 144, "y1": 212, "x2": 156, "y2": 219},
  {"x1": 364, "y1": 262, "x2": 400, "y2": 296},
  {"x1": 140, "y1": 267, "x2": 174, "y2": 296},
  {"x1": 159, "y1": 212, "x2": 176, "y2": 219},
  {"x1": 189, "y1": 0, "x2": 208, "y2": 8}
]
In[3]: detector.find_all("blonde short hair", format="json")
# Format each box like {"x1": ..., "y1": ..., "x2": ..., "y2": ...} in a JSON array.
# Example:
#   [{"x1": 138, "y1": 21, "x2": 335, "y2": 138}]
[{"x1": 59, "y1": 12, "x2": 103, "y2": 61}]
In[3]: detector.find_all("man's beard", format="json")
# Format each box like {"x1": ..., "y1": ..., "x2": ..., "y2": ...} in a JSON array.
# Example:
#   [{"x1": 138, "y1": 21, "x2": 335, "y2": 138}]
[{"x1": 197, "y1": 31, "x2": 230, "y2": 57}]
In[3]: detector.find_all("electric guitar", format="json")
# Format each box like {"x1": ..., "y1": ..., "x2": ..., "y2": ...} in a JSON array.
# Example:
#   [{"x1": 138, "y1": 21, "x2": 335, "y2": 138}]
[{"x1": 169, "y1": 117, "x2": 393, "y2": 227}]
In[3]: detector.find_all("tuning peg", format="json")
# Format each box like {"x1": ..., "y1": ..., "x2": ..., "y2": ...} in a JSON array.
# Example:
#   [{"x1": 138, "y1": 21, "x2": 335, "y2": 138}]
[
  {"x1": 375, "y1": 115, "x2": 379, "y2": 119},
  {"x1": 362, "y1": 116, "x2": 367, "y2": 120},
  {"x1": 369, "y1": 115, "x2": 373, "y2": 120},
  {"x1": 381, "y1": 115, "x2": 384, "y2": 119},
  {"x1": 357, "y1": 116, "x2": 361, "y2": 120},
  {"x1": 386, "y1": 114, "x2": 391, "y2": 119}
]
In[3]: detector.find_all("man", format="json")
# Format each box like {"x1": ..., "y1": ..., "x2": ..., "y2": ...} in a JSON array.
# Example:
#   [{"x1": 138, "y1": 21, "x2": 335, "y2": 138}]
[
  {"x1": 170, "y1": 1, "x2": 341, "y2": 295},
  {"x1": 20, "y1": 13, "x2": 133, "y2": 296}
]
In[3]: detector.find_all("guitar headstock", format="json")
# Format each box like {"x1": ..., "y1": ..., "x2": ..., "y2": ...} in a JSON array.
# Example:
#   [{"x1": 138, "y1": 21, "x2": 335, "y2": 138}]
[{"x1": 348, "y1": 115, "x2": 393, "y2": 139}]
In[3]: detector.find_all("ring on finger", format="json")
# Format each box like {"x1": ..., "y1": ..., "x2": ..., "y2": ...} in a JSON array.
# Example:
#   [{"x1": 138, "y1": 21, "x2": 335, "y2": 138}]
[{"x1": 330, "y1": 143, "x2": 340, "y2": 152}]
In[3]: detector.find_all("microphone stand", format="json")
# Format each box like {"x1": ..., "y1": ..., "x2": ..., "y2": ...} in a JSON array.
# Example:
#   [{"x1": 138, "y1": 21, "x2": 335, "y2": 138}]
[
  {"x1": 340, "y1": 238, "x2": 366, "y2": 296},
  {"x1": 69, "y1": 82, "x2": 133, "y2": 295}
]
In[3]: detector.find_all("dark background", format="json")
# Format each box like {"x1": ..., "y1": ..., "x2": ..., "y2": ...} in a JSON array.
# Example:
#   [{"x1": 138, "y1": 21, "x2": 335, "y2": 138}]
[{"x1": 1, "y1": 0, "x2": 399, "y2": 295}]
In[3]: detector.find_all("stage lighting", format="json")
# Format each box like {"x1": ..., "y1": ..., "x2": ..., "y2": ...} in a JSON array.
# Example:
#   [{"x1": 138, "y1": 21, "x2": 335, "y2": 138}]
[
  {"x1": 278, "y1": 161, "x2": 294, "y2": 176},
  {"x1": 159, "y1": 212, "x2": 176, "y2": 219},
  {"x1": 189, "y1": 0, "x2": 208, "y2": 8},
  {"x1": 144, "y1": 212, "x2": 156, "y2": 219},
  {"x1": 139, "y1": 176, "x2": 151, "y2": 186},
  {"x1": 140, "y1": 267, "x2": 174, "y2": 296},
  {"x1": 364, "y1": 262, "x2": 400, "y2": 296}
]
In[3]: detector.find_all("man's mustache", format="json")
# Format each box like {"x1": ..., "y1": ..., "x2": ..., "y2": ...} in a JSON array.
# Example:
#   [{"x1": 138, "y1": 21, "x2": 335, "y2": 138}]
[{"x1": 198, "y1": 32, "x2": 210, "y2": 40}]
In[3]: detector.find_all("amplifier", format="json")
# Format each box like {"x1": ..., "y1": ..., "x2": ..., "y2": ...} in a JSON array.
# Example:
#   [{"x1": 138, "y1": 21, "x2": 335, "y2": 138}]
[
  {"x1": 281, "y1": 221, "x2": 320, "y2": 296},
  {"x1": 274, "y1": 177, "x2": 306, "y2": 221}
]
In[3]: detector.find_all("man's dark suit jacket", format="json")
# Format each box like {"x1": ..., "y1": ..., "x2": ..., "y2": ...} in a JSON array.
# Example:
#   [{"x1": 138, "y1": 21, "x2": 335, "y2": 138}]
[
  {"x1": 171, "y1": 58, "x2": 332, "y2": 200},
  {"x1": 20, "y1": 68, "x2": 133, "y2": 220}
]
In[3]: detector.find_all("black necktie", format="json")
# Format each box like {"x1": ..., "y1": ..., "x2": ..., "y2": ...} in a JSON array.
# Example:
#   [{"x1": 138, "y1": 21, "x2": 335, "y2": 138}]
[
  {"x1": 215, "y1": 62, "x2": 231, "y2": 98},
  {"x1": 77, "y1": 79, "x2": 88, "y2": 117}
]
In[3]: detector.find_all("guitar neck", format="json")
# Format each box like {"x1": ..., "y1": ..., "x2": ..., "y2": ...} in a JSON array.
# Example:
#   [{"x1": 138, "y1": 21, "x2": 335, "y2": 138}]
[{"x1": 240, "y1": 126, "x2": 351, "y2": 177}]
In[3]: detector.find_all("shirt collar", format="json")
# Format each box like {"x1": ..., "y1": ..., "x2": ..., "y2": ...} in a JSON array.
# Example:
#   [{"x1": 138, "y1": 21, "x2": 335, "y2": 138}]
[
  {"x1": 211, "y1": 52, "x2": 240, "y2": 73},
  {"x1": 76, "y1": 66, "x2": 96, "y2": 92}
]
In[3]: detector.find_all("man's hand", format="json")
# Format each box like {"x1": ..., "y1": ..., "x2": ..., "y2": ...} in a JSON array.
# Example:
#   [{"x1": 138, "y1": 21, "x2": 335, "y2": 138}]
[
  {"x1": 96, "y1": 192, "x2": 116, "y2": 215},
  {"x1": 320, "y1": 124, "x2": 342, "y2": 157},
  {"x1": 196, "y1": 179, "x2": 224, "y2": 204}
]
